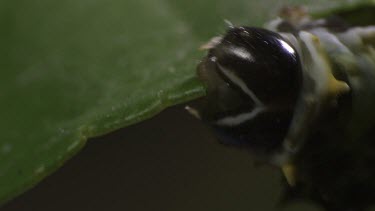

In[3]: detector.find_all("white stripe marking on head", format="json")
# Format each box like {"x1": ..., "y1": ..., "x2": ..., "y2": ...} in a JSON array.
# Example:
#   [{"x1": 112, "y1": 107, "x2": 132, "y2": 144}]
[
  {"x1": 217, "y1": 64, "x2": 263, "y2": 106},
  {"x1": 215, "y1": 106, "x2": 266, "y2": 126},
  {"x1": 229, "y1": 47, "x2": 255, "y2": 61},
  {"x1": 215, "y1": 64, "x2": 267, "y2": 126}
]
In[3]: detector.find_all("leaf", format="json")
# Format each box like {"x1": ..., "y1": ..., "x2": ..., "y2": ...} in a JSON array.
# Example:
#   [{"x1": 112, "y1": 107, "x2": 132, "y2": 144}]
[{"x1": 0, "y1": 0, "x2": 371, "y2": 205}]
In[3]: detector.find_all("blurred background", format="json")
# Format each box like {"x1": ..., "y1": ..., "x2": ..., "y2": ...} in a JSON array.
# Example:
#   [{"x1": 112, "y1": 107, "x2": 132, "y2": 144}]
[{"x1": 1, "y1": 104, "x2": 323, "y2": 211}]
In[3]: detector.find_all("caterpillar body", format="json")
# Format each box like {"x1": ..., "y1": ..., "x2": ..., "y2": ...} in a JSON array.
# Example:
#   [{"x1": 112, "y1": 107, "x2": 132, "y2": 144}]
[{"x1": 187, "y1": 6, "x2": 375, "y2": 192}]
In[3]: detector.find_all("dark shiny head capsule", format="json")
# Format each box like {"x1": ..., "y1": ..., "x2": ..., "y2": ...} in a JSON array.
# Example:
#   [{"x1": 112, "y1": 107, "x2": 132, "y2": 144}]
[{"x1": 193, "y1": 26, "x2": 302, "y2": 152}]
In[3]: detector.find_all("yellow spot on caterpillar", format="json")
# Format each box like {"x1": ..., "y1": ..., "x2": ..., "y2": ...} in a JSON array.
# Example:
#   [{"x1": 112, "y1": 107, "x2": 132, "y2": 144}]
[
  {"x1": 327, "y1": 75, "x2": 350, "y2": 97},
  {"x1": 282, "y1": 163, "x2": 297, "y2": 186}
]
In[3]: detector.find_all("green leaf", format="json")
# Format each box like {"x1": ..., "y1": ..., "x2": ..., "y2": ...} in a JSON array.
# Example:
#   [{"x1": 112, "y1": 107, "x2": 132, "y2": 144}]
[{"x1": 0, "y1": 0, "x2": 371, "y2": 205}]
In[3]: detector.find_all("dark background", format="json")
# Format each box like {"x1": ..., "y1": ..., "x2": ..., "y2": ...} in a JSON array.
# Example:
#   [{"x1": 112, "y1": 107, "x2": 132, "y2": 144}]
[{"x1": 2, "y1": 104, "x2": 321, "y2": 211}]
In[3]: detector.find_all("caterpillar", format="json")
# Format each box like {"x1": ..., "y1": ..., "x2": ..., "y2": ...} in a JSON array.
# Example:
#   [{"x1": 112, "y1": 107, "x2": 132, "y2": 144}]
[{"x1": 187, "y1": 5, "x2": 375, "y2": 210}]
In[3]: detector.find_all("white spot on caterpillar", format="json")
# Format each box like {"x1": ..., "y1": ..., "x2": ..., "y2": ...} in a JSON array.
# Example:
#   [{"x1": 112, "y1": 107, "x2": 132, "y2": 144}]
[
  {"x1": 264, "y1": 17, "x2": 283, "y2": 31},
  {"x1": 200, "y1": 36, "x2": 223, "y2": 50},
  {"x1": 185, "y1": 106, "x2": 201, "y2": 119},
  {"x1": 299, "y1": 31, "x2": 328, "y2": 93}
]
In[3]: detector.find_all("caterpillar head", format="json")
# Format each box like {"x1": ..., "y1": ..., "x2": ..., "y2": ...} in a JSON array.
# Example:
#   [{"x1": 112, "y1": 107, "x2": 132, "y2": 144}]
[{"x1": 189, "y1": 26, "x2": 302, "y2": 153}]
